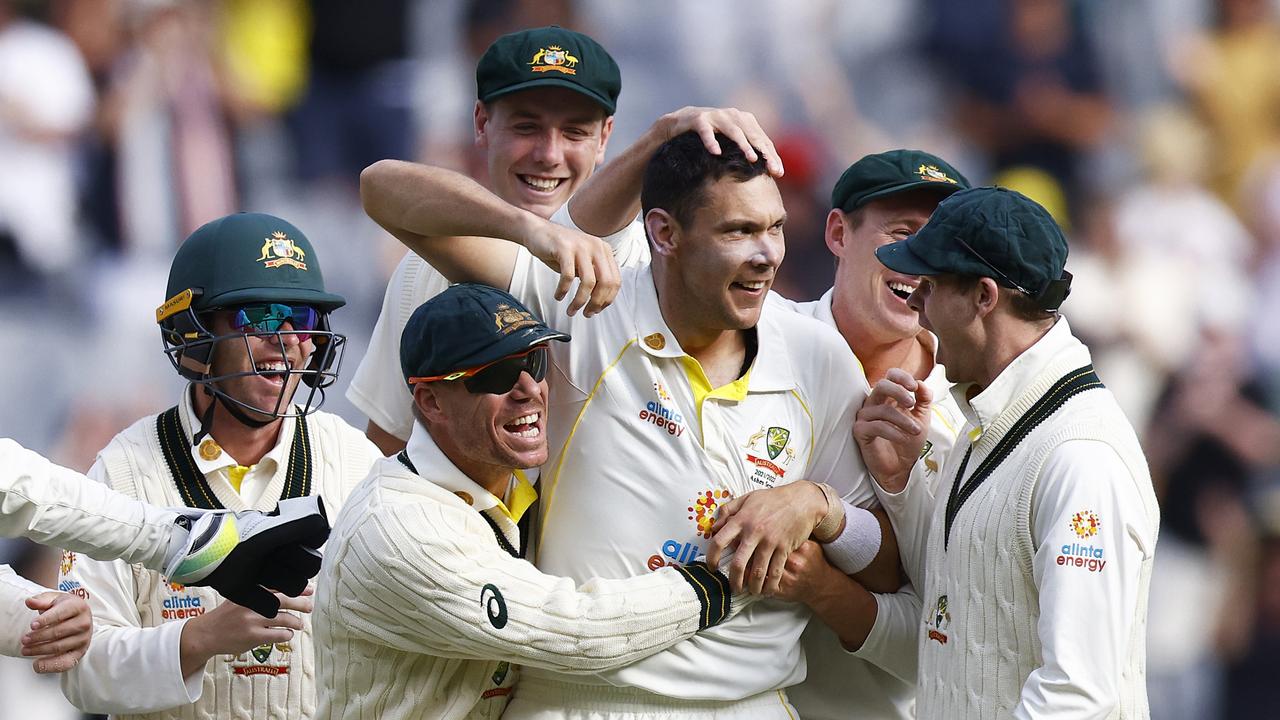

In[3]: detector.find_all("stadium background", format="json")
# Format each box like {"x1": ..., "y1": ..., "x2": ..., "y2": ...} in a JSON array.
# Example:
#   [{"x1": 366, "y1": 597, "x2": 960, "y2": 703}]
[{"x1": 0, "y1": 0, "x2": 1277, "y2": 717}]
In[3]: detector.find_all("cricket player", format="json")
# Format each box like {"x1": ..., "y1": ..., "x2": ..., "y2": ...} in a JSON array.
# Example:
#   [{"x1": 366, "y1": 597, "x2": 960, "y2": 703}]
[
  {"x1": 59, "y1": 213, "x2": 381, "y2": 718},
  {"x1": 316, "y1": 284, "x2": 751, "y2": 720},
  {"x1": 0, "y1": 440, "x2": 331, "y2": 673},
  {"x1": 857, "y1": 187, "x2": 1159, "y2": 717},
  {"x1": 360, "y1": 133, "x2": 902, "y2": 717},
  {"x1": 554, "y1": 146, "x2": 972, "y2": 718},
  {"x1": 348, "y1": 25, "x2": 780, "y2": 454}
]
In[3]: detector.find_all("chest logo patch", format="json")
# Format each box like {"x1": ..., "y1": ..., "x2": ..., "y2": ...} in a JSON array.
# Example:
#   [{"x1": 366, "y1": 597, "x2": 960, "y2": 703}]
[
  {"x1": 742, "y1": 425, "x2": 796, "y2": 485},
  {"x1": 688, "y1": 489, "x2": 733, "y2": 539},
  {"x1": 639, "y1": 381, "x2": 687, "y2": 437},
  {"x1": 926, "y1": 594, "x2": 951, "y2": 645},
  {"x1": 229, "y1": 641, "x2": 291, "y2": 676},
  {"x1": 1070, "y1": 510, "x2": 1100, "y2": 539}
]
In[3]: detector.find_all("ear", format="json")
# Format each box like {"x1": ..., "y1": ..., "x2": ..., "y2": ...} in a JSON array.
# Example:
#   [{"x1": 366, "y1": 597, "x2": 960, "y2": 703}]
[
  {"x1": 413, "y1": 383, "x2": 449, "y2": 425},
  {"x1": 594, "y1": 116, "x2": 615, "y2": 166},
  {"x1": 824, "y1": 209, "x2": 848, "y2": 258},
  {"x1": 474, "y1": 100, "x2": 490, "y2": 148},
  {"x1": 974, "y1": 277, "x2": 1001, "y2": 318},
  {"x1": 645, "y1": 209, "x2": 679, "y2": 257}
]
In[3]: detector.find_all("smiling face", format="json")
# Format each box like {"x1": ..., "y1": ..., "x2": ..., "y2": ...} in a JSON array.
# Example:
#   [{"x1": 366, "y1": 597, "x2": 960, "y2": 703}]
[
  {"x1": 906, "y1": 274, "x2": 983, "y2": 384},
  {"x1": 830, "y1": 189, "x2": 950, "y2": 345},
  {"x1": 475, "y1": 88, "x2": 613, "y2": 219},
  {"x1": 417, "y1": 368, "x2": 549, "y2": 485},
  {"x1": 651, "y1": 174, "x2": 787, "y2": 339},
  {"x1": 203, "y1": 310, "x2": 315, "y2": 419}
]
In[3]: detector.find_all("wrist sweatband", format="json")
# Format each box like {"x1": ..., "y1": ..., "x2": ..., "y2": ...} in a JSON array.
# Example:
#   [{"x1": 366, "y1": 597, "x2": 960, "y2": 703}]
[
  {"x1": 820, "y1": 501, "x2": 883, "y2": 575},
  {"x1": 812, "y1": 482, "x2": 845, "y2": 543}
]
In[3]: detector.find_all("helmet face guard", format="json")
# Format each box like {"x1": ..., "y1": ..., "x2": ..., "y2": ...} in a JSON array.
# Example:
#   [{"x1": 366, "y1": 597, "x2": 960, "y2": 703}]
[{"x1": 160, "y1": 297, "x2": 344, "y2": 419}]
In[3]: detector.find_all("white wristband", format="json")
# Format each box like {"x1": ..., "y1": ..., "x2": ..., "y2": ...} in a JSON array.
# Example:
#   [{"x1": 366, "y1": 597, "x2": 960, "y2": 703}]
[{"x1": 820, "y1": 502, "x2": 883, "y2": 575}]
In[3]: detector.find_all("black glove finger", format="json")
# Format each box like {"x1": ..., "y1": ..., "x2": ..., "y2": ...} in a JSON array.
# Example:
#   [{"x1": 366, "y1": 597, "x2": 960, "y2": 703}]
[
  {"x1": 219, "y1": 582, "x2": 281, "y2": 618},
  {"x1": 257, "y1": 546, "x2": 321, "y2": 596}
]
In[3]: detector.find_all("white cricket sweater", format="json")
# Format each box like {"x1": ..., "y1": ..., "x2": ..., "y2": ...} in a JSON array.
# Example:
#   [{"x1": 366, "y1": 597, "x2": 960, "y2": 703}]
[
  {"x1": 315, "y1": 424, "x2": 740, "y2": 720},
  {"x1": 60, "y1": 392, "x2": 379, "y2": 720},
  {"x1": 917, "y1": 319, "x2": 1158, "y2": 719}
]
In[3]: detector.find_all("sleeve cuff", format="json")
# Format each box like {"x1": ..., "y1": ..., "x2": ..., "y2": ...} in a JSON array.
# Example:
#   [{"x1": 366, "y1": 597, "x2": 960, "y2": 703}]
[{"x1": 160, "y1": 619, "x2": 205, "y2": 704}]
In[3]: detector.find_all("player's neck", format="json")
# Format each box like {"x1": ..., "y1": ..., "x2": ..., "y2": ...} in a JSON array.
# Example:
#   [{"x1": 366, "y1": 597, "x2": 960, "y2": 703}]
[
  {"x1": 191, "y1": 389, "x2": 284, "y2": 466},
  {"x1": 428, "y1": 426, "x2": 510, "y2": 499},
  {"x1": 831, "y1": 294, "x2": 936, "y2": 384},
  {"x1": 853, "y1": 331, "x2": 935, "y2": 385}
]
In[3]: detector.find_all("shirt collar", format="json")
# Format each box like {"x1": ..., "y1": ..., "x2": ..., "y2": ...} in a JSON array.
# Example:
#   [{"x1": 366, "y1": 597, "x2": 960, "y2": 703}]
[
  {"x1": 178, "y1": 388, "x2": 289, "y2": 476},
  {"x1": 952, "y1": 316, "x2": 1086, "y2": 438},
  {"x1": 631, "y1": 266, "x2": 797, "y2": 392},
  {"x1": 405, "y1": 422, "x2": 537, "y2": 523}
]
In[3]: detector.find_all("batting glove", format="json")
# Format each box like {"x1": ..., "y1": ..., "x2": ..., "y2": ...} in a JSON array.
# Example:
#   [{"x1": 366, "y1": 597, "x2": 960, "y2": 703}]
[{"x1": 163, "y1": 496, "x2": 330, "y2": 617}]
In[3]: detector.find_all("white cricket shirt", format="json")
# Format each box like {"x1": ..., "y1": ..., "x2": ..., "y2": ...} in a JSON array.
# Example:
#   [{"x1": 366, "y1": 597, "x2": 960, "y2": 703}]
[{"x1": 510, "y1": 253, "x2": 875, "y2": 700}]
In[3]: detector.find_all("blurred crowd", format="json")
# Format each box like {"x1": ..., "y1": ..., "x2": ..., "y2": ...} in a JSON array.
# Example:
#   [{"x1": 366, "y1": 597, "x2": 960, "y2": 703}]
[{"x1": 0, "y1": 0, "x2": 1278, "y2": 718}]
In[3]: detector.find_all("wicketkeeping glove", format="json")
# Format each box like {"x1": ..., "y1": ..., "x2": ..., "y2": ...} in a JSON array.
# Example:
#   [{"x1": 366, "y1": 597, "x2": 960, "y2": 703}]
[{"x1": 163, "y1": 496, "x2": 330, "y2": 617}]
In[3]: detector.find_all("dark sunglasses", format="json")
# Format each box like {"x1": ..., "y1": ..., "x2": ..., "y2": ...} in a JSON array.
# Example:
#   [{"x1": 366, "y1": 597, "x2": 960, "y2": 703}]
[
  {"x1": 410, "y1": 346, "x2": 548, "y2": 395},
  {"x1": 230, "y1": 303, "x2": 320, "y2": 342}
]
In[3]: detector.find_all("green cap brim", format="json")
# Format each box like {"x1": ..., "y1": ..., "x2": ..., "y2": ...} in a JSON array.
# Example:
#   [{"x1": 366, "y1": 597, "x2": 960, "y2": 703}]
[
  {"x1": 875, "y1": 239, "x2": 943, "y2": 276},
  {"x1": 481, "y1": 77, "x2": 615, "y2": 114},
  {"x1": 842, "y1": 179, "x2": 964, "y2": 212},
  {"x1": 206, "y1": 287, "x2": 347, "y2": 312}
]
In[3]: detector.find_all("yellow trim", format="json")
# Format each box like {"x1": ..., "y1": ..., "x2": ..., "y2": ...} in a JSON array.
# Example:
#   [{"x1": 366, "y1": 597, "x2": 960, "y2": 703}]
[
  {"x1": 788, "y1": 389, "x2": 816, "y2": 469},
  {"x1": 537, "y1": 340, "x2": 635, "y2": 555},
  {"x1": 156, "y1": 288, "x2": 194, "y2": 322},
  {"x1": 778, "y1": 689, "x2": 797, "y2": 719},
  {"x1": 227, "y1": 465, "x2": 251, "y2": 494},
  {"x1": 932, "y1": 404, "x2": 957, "y2": 435},
  {"x1": 495, "y1": 469, "x2": 538, "y2": 524},
  {"x1": 679, "y1": 356, "x2": 751, "y2": 443}
]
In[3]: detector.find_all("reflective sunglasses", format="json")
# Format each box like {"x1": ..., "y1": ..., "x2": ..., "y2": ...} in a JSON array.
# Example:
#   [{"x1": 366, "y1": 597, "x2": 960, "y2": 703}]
[
  {"x1": 410, "y1": 346, "x2": 548, "y2": 395},
  {"x1": 230, "y1": 303, "x2": 320, "y2": 342}
]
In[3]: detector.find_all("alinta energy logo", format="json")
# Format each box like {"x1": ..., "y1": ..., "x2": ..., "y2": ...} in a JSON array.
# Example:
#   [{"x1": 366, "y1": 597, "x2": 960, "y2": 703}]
[
  {"x1": 688, "y1": 489, "x2": 733, "y2": 539},
  {"x1": 162, "y1": 582, "x2": 206, "y2": 620},
  {"x1": 1058, "y1": 509, "x2": 1106, "y2": 573},
  {"x1": 1070, "y1": 510, "x2": 1100, "y2": 539},
  {"x1": 638, "y1": 381, "x2": 687, "y2": 437}
]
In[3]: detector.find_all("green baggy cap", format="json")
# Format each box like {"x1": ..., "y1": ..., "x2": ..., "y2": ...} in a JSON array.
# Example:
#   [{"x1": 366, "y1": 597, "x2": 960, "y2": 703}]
[
  {"x1": 875, "y1": 187, "x2": 1072, "y2": 311},
  {"x1": 476, "y1": 26, "x2": 620, "y2": 114},
  {"x1": 830, "y1": 149, "x2": 969, "y2": 212}
]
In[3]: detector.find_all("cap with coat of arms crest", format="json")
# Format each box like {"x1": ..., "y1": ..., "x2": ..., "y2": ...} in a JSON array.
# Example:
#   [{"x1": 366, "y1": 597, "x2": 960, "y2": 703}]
[
  {"x1": 830, "y1": 149, "x2": 970, "y2": 213},
  {"x1": 162, "y1": 213, "x2": 346, "y2": 315},
  {"x1": 399, "y1": 283, "x2": 570, "y2": 385},
  {"x1": 476, "y1": 25, "x2": 620, "y2": 114}
]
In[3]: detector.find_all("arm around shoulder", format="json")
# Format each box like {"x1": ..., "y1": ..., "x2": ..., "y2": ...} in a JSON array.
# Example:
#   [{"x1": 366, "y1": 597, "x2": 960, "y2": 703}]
[{"x1": 333, "y1": 499, "x2": 738, "y2": 673}]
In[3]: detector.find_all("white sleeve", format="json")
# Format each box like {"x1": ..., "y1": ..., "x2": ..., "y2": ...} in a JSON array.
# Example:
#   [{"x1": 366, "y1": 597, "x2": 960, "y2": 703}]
[
  {"x1": 1014, "y1": 440, "x2": 1155, "y2": 719},
  {"x1": 347, "y1": 253, "x2": 454, "y2": 442},
  {"x1": 58, "y1": 462, "x2": 201, "y2": 715},
  {"x1": 549, "y1": 204, "x2": 651, "y2": 269},
  {"x1": 0, "y1": 565, "x2": 46, "y2": 657},
  {"x1": 333, "y1": 500, "x2": 736, "y2": 673},
  {"x1": 872, "y1": 447, "x2": 944, "y2": 592},
  {"x1": 850, "y1": 584, "x2": 923, "y2": 686},
  {"x1": 805, "y1": 341, "x2": 875, "y2": 509},
  {"x1": 0, "y1": 439, "x2": 178, "y2": 571}
]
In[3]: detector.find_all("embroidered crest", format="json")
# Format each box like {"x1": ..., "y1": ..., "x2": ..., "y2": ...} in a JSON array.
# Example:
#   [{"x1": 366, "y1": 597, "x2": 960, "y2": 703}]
[
  {"x1": 917, "y1": 164, "x2": 957, "y2": 184},
  {"x1": 256, "y1": 231, "x2": 308, "y2": 270},
  {"x1": 529, "y1": 45, "x2": 579, "y2": 75}
]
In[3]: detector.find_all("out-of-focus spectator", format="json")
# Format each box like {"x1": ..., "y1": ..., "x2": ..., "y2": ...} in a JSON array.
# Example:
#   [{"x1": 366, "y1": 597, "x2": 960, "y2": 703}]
[
  {"x1": 1142, "y1": 332, "x2": 1278, "y2": 720},
  {"x1": 1170, "y1": 0, "x2": 1280, "y2": 212},
  {"x1": 1225, "y1": 534, "x2": 1280, "y2": 717},
  {"x1": 287, "y1": 0, "x2": 416, "y2": 187},
  {"x1": 940, "y1": 0, "x2": 1111, "y2": 216},
  {"x1": 0, "y1": 0, "x2": 93, "y2": 280},
  {"x1": 110, "y1": 0, "x2": 237, "y2": 256}
]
